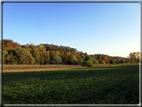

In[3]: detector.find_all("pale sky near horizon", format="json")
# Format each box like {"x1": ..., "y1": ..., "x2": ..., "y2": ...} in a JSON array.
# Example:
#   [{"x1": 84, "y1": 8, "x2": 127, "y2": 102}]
[{"x1": 3, "y1": 2, "x2": 140, "y2": 58}]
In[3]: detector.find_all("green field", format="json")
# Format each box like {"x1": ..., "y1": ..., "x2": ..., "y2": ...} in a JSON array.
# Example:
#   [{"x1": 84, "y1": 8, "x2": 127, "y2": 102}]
[{"x1": 2, "y1": 65, "x2": 139, "y2": 104}]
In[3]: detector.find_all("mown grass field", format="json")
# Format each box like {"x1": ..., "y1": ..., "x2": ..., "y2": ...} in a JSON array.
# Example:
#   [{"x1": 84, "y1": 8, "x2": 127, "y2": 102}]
[
  {"x1": 3, "y1": 64, "x2": 82, "y2": 71},
  {"x1": 2, "y1": 65, "x2": 139, "y2": 104}
]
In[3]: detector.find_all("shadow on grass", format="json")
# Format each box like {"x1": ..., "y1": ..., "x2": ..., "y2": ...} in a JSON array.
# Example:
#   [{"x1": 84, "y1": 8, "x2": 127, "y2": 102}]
[
  {"x1": 2, "y1": 65, "x2": 139, "y2": 104},
  {"x1": 2, "y1": 65, "x2": 139, "y2": 82}
]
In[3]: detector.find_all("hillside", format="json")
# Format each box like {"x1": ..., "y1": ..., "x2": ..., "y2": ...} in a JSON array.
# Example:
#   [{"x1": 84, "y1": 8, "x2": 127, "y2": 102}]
[{"x1": 2, "y1": 39, "x2": 139, "y2": 65}]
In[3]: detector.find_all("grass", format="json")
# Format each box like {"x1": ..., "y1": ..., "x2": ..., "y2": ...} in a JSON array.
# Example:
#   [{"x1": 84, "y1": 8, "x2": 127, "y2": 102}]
[
  {"x1": 3, "y1": 64, "x2": 82, "y2": 70},
  {"x1": 112, "y1": 62, "x2": 139, "y2": 65},
  {"x1": 2, "y1": 65, "x2": 139, "y2": 104}
]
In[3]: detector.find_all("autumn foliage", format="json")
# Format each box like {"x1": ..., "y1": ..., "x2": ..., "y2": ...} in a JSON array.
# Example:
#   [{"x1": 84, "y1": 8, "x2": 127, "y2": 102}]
[{"x1": 2, "y1": 39, "x2": 141, "y2": 65}]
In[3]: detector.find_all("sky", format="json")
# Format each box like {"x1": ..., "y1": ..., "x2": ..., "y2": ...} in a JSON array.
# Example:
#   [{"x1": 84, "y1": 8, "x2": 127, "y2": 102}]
[{"x1": 3, "y1": 2, "x2": 140, "y2": 58}]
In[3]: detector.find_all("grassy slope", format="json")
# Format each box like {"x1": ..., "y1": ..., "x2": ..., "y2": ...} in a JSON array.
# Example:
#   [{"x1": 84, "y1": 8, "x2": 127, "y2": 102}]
[{"x1": 2, "y1": 65, "x2": 139, "y2": 104}]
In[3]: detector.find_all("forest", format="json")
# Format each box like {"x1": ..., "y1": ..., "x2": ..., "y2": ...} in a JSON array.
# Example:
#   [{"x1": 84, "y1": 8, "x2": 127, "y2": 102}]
[{"x1": 2, "y1": 39, "x2": 141, "y2": 66}]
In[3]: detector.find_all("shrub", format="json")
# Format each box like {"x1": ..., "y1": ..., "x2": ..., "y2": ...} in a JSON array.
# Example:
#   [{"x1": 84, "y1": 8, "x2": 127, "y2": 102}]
[{"x1": 84, "y1": 60, "x2": 94, "y2": 67}]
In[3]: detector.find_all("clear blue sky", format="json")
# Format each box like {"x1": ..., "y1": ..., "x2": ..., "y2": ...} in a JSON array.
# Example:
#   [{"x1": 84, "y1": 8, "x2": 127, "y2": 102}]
[{"x1": 3, "y1": 2, "x2": 140, "y2": 58}]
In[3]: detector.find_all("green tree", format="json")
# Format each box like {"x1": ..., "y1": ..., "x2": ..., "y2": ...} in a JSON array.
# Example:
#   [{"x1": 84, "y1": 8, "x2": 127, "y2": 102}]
[
  {"x1": 84, "y1": 60, "x2": 94, "y2": 67},
  {"x1": 3, "y1": 50, "x2": 13, "y2": 64},
  {"x1": 31, "y1": 50, "x2": 40, "y2": 64},
  {"x1": 85, "y1": 55, "x2": 93, "y2": 63},
  {"x1": 50, "y1": 54, "x2": 62, "y2": 64},
  {"x1": 81, "y1": 55, "x2": 85, "y2": 62},
  {"x1": 54, "y1": 54, "x2": 62, "y2": 64},
  {"x1": 111, "y1": 59, "x2": 115, "y2": 64},
  {"x1": 3, "y1": 50, "x2": 8, "y2": 64},
  {"x1": 101, "y1": 60, "x2": 105, "y2": 64},
  {"x1": 78, "y1": 57, "x2": 84, "y2": 65},
  {"x1": 97, "y1": 54, "x2": 102, "y2": 64},
  {"x1": 15, "y1": 48, "x2": 35, "y2": 64},
  {"x1": 7, "y1": 50, "x2": 18, "y2": 64},
  {"x1": 69, "y1": 55, "x2": 78, "y2": 65},
  {"x1": 93, "y1": 58, "x2": 98, "y2": 64},
  {"x1": 42, "y1": 50, "x2": 50, "y2": 64},
  {"x1": 39, "y1": 51, "x2": 44, "y2": 64}
]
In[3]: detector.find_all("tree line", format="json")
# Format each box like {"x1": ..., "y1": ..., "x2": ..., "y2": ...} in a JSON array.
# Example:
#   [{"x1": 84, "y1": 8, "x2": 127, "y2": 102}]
[{"x1": 2, "y1": 39, "x2": 141, "y2": 66}]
